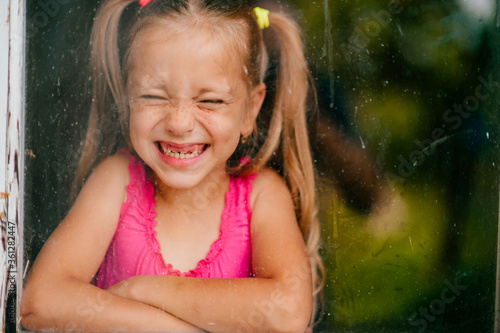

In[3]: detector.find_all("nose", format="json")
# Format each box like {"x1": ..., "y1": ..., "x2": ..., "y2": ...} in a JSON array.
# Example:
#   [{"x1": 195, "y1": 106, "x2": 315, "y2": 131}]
[{"x1": 165, "y1": 106, "x2": 195, "y2": 136}]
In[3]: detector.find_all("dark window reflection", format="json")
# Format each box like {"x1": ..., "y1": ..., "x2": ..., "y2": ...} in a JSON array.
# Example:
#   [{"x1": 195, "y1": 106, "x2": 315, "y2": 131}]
[{"x1": 24, "y1": 0, "x2": 499, "y2": 332}]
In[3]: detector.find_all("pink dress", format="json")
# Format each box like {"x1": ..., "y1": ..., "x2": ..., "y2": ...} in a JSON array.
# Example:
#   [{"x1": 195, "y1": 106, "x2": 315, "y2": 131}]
[{"x1": 96, "y1": 151, "x2": 255, "y2": 289}]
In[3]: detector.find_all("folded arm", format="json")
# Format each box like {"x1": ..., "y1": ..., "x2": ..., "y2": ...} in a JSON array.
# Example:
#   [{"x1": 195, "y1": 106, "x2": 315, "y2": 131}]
[{"x1": 22, "y1": 276, "x2": 203, "y2": 332}]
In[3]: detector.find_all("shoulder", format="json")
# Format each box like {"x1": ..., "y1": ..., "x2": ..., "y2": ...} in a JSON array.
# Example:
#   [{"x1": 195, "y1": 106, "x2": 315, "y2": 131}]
[
  {"x1": 248, "y1": 167, "x2": 306, "y2": 277},
  {"x1": 77, "y1": 152, "x2": 132, "y2": 204},
  {"x1": 252, "y1": 167, "x2": 287, "y2": 189},
  {"x1": 250, "y1": 167, "x2": 292, "y2": 213},
  {"x1": 97, "y1": 152, "x2": 131, "y2": 171},
  {"x1": 89, "y1": 153, "x2": 131, "y2": 185}
]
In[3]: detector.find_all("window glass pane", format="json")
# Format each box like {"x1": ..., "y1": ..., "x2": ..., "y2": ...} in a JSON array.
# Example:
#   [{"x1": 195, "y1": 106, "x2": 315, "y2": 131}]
[
  {"x1": 25, "y1": 0, "x2": 92, "y2": 268},
  {"x1": 23, "y1": 0, "x2": 499, "y2": 332}
]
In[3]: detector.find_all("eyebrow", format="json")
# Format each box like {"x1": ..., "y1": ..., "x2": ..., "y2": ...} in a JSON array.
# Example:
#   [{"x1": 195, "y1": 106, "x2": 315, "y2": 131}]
[
  {"x1": 197, "y1": 84, "x2": 238, "y2": 100},
  {"x1": 198, "y1": 86, "x2": 232, "y2": 95}
]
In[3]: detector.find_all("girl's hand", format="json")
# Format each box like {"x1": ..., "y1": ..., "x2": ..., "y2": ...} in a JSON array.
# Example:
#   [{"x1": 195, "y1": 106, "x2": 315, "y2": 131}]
[
  {"x1": 107, "y1": 277, "x2": 206, "y2": 333},
  {"x1": 107, "y1": 277, "x2": 136, "y2": 299}
]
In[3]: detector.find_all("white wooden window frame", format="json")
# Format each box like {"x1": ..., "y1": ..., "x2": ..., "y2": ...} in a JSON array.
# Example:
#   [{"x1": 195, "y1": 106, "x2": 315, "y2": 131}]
[{"x1": 1, "y1": 0, "x2": 26, "y2": 331}]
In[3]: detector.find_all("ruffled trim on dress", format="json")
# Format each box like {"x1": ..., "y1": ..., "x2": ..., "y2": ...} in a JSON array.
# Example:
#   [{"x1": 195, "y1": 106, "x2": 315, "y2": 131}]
[
  {"x1": 144, "y1": 178, "x2": 175, "y2": 275},
  {"x1": 145, "y1": 173, "x2": 256, "y2": 277},
  {"x1": 117, "y1": 149, "x2": 149, "y2": 225},
  {"x1": 146, "y1": 176, "x2": 237, "y2": 277},
  {"x1": 242, "y1": 174, "x2": 257, "y2": 218},
  {"x1": 116, "y1": 149, "x2": 166, "y2": 274}
]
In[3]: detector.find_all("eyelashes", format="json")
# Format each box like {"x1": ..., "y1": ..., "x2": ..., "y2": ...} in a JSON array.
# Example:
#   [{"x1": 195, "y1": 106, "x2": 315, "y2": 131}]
[
  {"x1": 200, "y1": 99, "x2": 224, "y2": 104},
  {"x1": 141, "y1": 95, "x2": 166, "y2": 100}
]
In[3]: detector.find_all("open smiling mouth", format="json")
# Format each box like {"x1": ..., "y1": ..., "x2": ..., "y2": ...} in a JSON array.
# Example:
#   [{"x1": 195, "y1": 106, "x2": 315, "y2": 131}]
[{"x1": 157, "y1": 142, "x2": 209, "y2": 159}]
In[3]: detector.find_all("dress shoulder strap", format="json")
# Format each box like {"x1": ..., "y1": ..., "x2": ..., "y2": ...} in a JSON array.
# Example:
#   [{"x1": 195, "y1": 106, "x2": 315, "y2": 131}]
[{"x1": 115, "y1": 149, "x2": 154, "y2": 217}]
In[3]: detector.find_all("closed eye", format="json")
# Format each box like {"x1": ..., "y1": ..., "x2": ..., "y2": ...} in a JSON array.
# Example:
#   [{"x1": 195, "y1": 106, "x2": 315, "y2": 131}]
[
  {"x1": 142, "y1": 95, "x2": 166, "y2": 100},
  {"x1": 137, "y1": 94, "x2": 169, "y2": 107},
  {"x1": 200, "y1": 99, "x2": 224, "y2": 104}
]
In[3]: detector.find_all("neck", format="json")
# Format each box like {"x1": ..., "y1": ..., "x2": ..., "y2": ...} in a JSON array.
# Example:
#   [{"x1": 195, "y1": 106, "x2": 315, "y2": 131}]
[{"x1": 152, "y1": 169, "x2": 230, "y2": 210}]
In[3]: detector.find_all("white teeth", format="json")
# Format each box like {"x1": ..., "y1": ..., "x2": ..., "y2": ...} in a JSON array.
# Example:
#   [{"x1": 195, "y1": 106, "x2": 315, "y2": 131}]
[{"x1": 160, "y1": 146, "x2": 202, "y2": 159}]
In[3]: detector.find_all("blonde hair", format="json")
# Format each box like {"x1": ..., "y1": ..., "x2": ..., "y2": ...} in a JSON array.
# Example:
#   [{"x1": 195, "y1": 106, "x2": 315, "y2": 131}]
[{"x1": 74, "y1": 0, "x2": 325, "y2": 326}]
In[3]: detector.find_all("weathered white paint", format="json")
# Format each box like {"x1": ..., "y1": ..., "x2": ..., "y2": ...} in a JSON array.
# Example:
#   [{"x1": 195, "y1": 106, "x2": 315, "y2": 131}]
[
  {"x1": 0, "y1": 0, "x2": 9, "y2": 329},
  {"x1": 1, "y1": 0, "x2": 26, "y2": 330},
  {"x1": 0, "y1": 0, "x2": 8, "y2": 190}
]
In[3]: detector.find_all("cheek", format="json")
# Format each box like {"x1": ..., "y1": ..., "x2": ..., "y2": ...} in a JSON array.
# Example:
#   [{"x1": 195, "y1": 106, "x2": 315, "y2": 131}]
[
  {"x1": 130, "y1": 106, "x2": 162, "y2": 129},
  {"x1": 201, "y1": 112, "x2": 242, "y2": 141},
  {"x1": 129, "y1": 111, "x2": 140, "y2": 137},
  {"x1": 129, "y1": 110, "x2": 152, "y2": 145},
  {"x1": 128, "y1": 121, "x2": 141, "y2": 152}
]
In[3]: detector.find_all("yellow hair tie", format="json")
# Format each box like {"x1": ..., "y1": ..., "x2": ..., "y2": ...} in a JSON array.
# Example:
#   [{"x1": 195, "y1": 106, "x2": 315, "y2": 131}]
[{"x1": 253, "y1": 7, "x2": 270, "y2": 30}]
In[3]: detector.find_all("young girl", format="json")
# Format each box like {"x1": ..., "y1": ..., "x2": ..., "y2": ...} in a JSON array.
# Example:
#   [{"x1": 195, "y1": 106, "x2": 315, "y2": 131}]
[{"x1": 21, "y1": 0, "x2": 324, "y2": 331}]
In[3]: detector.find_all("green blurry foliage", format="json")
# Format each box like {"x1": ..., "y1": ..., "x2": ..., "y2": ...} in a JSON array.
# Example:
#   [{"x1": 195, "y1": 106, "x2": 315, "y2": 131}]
[{"x1": 288, "y1": 0, "x2": 499, "y2": 331}]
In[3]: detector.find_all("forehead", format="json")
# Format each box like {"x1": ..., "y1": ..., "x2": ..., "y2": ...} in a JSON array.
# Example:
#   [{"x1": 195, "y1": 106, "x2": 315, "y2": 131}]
[
  {"x1": 126, "y1": 21, "x2": 250, "y2": 95},
  {"x1": 127, "y1": 16, "x2": 248, "y2": 73}
]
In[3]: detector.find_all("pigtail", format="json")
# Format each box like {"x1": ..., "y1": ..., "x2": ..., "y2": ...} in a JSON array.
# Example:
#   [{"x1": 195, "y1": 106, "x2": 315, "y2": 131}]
[
  {"x1": 72, "y1": 0, "x2": 135, "y2": 200},
  {"x1": 260, "y1": 10, "x2": 325, "y2": 326}
]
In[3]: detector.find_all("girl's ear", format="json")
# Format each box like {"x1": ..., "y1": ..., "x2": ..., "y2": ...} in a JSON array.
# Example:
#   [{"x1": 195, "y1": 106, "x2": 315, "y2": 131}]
[{"x1": 241, "y1": 83, "x2": 266, "y2": 137}]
